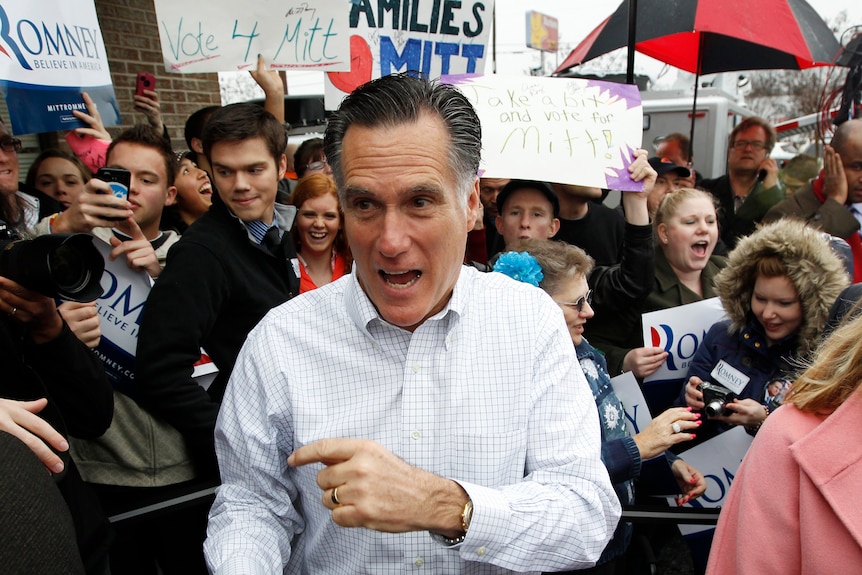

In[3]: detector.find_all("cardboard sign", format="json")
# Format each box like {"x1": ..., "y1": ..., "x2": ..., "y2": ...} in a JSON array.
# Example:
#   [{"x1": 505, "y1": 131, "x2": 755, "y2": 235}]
[
  {"x1": 642, "y1": 298, "x2": 727, "y2": 384},
  {"x1": 323, "y1": 0, "x2": 493, "y2": 108},
  {"x1": 0, "y1": 0, "x2": 121, "y2": 134},
  {"x1": 444, "y1": 74, "x2": 644, "y2": 190},
  {"x1": 667, "y1": 427, "x2": 754, "y2": 535},
  {"x1": 152, "y1": 0, "x2": 350, "y2": 73}
]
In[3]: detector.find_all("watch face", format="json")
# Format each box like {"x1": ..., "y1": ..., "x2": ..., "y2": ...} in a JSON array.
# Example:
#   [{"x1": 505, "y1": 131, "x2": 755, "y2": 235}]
[{"x1": 463, "y1": 500, "x2": 474, "y2": 530}]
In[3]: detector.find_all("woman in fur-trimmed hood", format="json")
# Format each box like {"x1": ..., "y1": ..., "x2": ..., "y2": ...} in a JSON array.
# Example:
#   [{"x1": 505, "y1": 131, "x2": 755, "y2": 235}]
[
  {"x1": 679, "y1": 218, "x2": 849, "y2": 442},
  {"x1": 715, "y1": 218, "x2": 849, "y2": 355}
]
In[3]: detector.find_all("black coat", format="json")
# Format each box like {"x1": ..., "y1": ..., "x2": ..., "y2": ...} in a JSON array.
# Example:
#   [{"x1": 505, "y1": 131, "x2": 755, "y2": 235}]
[
  {"x1": 0, "y1": 317, "x2": 113, "y2": 571},
  {"x1": 135, "y1": 195, "x2": 299, "y2": 476}
]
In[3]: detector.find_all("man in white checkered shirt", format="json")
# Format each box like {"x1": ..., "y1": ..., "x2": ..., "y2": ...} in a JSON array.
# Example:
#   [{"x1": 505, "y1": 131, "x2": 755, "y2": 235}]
[{"x1": 204, "y1": 73, "x2": 620, "y2": 574}]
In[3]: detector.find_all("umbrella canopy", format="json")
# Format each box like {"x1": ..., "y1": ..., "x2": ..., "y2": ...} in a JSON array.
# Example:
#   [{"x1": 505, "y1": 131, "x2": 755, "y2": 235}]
[{"x1": 554, "y1": 0, "x2": 842, "y2": 76}]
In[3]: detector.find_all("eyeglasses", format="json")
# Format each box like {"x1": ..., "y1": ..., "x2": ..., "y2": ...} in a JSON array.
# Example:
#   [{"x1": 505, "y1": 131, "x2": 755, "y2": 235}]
[
  {"x1": 731, "y1": 140, "x2": 768, "y2": 151},
  {"x1": 0, "y1": 137, "x2": 22, "y2": 153},
  {"x1": 555, "y1": 289, "x2": 593, "y2": 313},
  {"x1": 306, "y1": 158, "x2": 329, "y2": 172}
]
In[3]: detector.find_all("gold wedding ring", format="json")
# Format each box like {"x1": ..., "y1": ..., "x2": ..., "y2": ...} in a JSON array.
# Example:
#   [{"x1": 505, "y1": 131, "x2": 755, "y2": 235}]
[{"x1": 331, "y1": 486, "x2": 341, "y2": 505}]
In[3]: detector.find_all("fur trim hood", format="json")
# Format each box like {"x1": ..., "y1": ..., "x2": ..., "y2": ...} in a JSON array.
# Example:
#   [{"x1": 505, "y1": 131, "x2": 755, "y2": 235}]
[{"x1": 714, "y1": 219, "x2": 849, "y2": 354}]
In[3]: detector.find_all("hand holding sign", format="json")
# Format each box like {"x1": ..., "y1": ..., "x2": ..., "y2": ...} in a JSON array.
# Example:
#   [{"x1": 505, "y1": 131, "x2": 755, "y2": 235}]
[
  {"x1": 623, "y1": 346, "x2": 669, "y2": 379},
  {"x1": 58, "y1": 301, "x2": 101, "y2": 349}
]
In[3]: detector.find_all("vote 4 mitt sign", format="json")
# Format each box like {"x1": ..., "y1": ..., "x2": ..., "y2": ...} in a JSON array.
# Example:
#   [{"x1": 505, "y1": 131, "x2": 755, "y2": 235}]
[
  {"x1": 152, "y1": 0, "x2": 350, "y2": 73},
  {"x1": 0, "y1": 0, "x2": 121, "y2": 135}
]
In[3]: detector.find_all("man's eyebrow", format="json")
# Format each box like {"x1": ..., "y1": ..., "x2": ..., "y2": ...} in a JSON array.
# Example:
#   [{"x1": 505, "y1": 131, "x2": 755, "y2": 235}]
[
  {"x1": 343, "y1": 186, "x2": 371, "y2": 200},
  {"x1": 212, "y1": 161, "x2": 268, "y2": 170}
]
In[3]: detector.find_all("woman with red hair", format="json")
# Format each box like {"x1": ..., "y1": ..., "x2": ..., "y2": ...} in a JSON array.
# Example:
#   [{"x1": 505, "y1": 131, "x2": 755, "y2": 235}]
[{"x1": 289, "y1": 173, "x2": 351, "y2": 292}]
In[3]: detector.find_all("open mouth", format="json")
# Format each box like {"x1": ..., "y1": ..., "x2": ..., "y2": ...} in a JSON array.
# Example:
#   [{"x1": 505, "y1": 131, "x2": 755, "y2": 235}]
[
  {"x1": 309, "y1": 231, "x2": 328, "y2": 240},
  {"x1": 691, "y1": 241, "x2": 709, "y2": 257},
  {"x1": 199, "y1": 182, "x2": 212, "y2": 196},
  {"x1": 380, "y1": 269, "x2": 421, "y2": 288}
]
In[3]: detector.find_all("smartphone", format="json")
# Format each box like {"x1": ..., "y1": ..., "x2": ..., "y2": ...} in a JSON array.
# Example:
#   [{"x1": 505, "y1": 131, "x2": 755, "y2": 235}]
[
  {"x1": 135, "y1": 72, "x2": 156, "y2": 97},
  {"x1": 95, "y1": 167, "x2": 131, "y2": 201}
]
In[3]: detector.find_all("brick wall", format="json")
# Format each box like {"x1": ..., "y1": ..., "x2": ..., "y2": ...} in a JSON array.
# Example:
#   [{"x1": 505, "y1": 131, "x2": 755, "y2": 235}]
[{"x1": 93, "y1": 0, "x2": 221, "y2": 150}]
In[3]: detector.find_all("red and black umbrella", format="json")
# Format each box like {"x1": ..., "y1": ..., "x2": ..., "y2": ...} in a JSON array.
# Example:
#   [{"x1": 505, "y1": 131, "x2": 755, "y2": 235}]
[
  {"x1": 554, "y1": 0, "x2": 842, "y2": 77},
  {"x1": 553, "y1": 0, "x2": 842, "y2": 158}
]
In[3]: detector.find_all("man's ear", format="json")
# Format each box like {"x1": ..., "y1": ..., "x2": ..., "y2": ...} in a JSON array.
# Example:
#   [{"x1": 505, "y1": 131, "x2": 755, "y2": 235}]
[
  {"x1": 165, "y1": 185, "x2": 178, "y2": 207},
  {"x1": 278, "y1": 154, "x2": 287, "y2": 180},
  {"x1": 191, "y1": 137, "x2": 204, "y2": 155},
  {"x1": 466, "y1": 179, "x2": 480, "y2": 231},
  {"x1": 548, "y1": 217, "x2": 560, "y2": 238}
]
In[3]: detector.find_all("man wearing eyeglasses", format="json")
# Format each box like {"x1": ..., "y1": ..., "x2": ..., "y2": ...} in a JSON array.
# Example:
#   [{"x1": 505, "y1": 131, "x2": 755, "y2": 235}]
[
  {"x1": 0, "y1": 119, "x2": 63, "y2": 231},
  {"x1": 700, "y1": 117, "x2": 784, "y2": 251}
]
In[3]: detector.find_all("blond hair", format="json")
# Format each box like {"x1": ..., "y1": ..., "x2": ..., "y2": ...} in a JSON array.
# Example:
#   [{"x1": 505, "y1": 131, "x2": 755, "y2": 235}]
[{"x1": 790, "y1": 313, "x2": 862, "y2": 413}]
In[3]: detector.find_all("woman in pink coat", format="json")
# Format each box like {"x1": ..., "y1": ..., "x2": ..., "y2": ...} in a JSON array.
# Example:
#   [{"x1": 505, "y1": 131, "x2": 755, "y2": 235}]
[{"x1": 707, "y1": 312, "x2": 862, "y2": 574}]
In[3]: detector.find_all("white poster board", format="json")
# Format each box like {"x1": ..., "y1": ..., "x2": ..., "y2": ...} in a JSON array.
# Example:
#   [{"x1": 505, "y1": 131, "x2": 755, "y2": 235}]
[
  {"x1": 610, "y1": 371, "x2": 654, "y2": 436},
  {"x1": 324, "y1": 0, "x2": 493, "y2": 108},
  {"x1": 444, "y1": 74, "x2": 644, "y2": 190},
  {"x1": 152, "y1": 0, "x2": 350, "y2": 73},
  {"x1": 0, "y1": 0, "x2": 121, "y2": 134},
  {"x1": 668, "y1": 427, "x2": 755, "y2": 535},
  {"x1": 91, "y1": 237, "x2": 152, "y2": 394},
  {"x1": 642, "y1": 297, "x2": 727, "y2": 384}
]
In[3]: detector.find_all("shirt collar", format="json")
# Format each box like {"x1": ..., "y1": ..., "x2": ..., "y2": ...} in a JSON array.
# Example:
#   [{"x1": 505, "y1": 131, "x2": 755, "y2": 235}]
[
  {"x1": 344, "y1": 264, "x2": 472, "y2": 338},
  {"x1": 227, "y1": 203, "x2": 297, "y2": 245}
]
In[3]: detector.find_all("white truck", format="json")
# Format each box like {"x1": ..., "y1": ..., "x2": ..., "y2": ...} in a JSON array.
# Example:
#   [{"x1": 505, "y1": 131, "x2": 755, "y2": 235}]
[{"x1": 641, "y1": 87, "x2": 753, "y2": 179}]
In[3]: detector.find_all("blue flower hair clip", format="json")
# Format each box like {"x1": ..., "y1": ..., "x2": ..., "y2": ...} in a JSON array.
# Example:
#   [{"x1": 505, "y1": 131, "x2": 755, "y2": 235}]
[{"x1": 493, "y1": 251, "x2": 544, "y2": 287}]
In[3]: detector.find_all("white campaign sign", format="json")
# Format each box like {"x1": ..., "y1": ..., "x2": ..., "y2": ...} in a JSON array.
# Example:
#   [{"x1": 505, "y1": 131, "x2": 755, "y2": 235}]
[
  {"x1": 152, "y1": 0, "x2": 350, "y2": 73},
  {"x1": 0, "y1": 0, "x2": 121, "y2": 134},
  {"x1": 91, "y1": 237, "x2": 152, "y2": 390},
  {"x1": 668, "y1": 427, "x2": 754, "y2": 535},
  {"x1": 444, "y1": 74, "x2": 644, "y2": 190},
  {"x1": 610, "y1": 371, "x2": 654, "y2": 436},
  {"x1": 642, "y1": 297, "x2": 727, "y2": 384}
]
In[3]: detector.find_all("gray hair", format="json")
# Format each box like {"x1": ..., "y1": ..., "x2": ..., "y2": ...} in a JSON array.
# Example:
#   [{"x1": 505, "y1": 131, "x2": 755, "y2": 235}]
[{"x1": 324, "y1": 73, "x2": 481, "y2": 207}]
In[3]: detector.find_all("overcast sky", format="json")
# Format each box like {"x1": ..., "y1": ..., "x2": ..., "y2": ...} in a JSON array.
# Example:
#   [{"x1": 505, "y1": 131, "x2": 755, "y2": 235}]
[{"x1": 244, "y1": 0, "x2": 862, "y2": 98}]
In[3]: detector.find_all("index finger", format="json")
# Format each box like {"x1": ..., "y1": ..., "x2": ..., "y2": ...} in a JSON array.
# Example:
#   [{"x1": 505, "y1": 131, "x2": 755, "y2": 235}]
[
  {"x1": 123, "y1": 217, "x2": 147, "y2": 241},
  {"x1": 288, "y1": 438, "x2": 364, "y2": 467}
]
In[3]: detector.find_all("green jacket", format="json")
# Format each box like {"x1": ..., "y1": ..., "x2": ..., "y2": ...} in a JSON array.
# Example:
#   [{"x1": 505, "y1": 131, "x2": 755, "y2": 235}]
[{"x1": 586, "y1": 247, "x2": 726, "y2": 376}]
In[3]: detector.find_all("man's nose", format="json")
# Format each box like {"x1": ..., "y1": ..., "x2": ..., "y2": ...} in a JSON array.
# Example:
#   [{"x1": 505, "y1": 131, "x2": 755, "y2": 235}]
[{"x1": 377, "y1": 209, "x2": 410, "y2": 257}]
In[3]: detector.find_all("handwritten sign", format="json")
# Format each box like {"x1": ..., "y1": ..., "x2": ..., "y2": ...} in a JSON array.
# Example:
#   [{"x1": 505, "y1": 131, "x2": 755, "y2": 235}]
[
  {"x1": 610, "y1": 371, "x2": 654, "y2": 437},
  {"x1": 444, "y1": 74, "x2": 644, "y2": 190},
  {"x1": 323, "y1": 0, "x2": 493, "y2": 109},
  {"x1": 152, "y1": 0, "x2": 349, "y2": 73},
  {"x1": 91, "y1": 237, "x2": 152, "y2": 396},
  {"x1": 668, "y1": 427, "x2": 754, "y2": 535},
  {"x1": 0, "y1": 0, "x2": 120, "y2": 135}
]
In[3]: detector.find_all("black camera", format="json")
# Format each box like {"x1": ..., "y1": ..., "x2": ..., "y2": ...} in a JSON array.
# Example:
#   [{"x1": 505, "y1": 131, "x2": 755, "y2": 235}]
[
  {"x1": 0, "y1": 222, "x2": 104, "y2": 302},
  {"x1": 697, "y1": 381, "x2": 737, "y2": 417}
]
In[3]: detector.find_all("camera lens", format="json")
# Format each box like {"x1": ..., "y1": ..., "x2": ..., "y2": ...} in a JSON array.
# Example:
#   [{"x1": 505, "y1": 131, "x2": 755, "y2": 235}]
[
  {"x1": 704, "y1": 400, "x2": 725, "y2": 418},
  {"x1": 48, "y1": 242, "x2": 91, "y2": 294}
]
